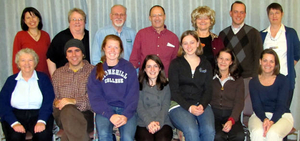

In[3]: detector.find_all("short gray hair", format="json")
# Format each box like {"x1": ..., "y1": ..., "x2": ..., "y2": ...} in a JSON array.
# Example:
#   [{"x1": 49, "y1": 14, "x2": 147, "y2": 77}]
[{"x1": 15, "y1": 48, "x2": 39, "y2": 69}]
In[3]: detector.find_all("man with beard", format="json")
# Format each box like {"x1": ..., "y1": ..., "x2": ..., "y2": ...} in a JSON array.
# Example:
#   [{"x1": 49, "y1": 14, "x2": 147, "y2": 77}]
[
  {"x1": 91, "y1": 4, "x2": 136, "y2": 65},
  {"x1": 129, "y1": 5, "x2": 179, "y2": 77}
]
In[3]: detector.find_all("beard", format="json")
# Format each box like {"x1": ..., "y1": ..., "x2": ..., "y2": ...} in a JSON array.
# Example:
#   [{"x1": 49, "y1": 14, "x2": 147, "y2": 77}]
[{"x1": 113, "y1": 19, "x2": 124, "y2": 27}]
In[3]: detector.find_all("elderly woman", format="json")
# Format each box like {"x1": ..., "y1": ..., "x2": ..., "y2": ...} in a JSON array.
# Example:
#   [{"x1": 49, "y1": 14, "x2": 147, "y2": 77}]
[
  {"x1": 191, "y1": 6, "x2": 224, "y2": 69},
  {"x1": 135, "y1": 55, "x2": 173, "y2": 141},
  {"x1": 87, "y1": 35, "x2": 139, "y2": 141},
  {"x1": 0, "y1": 48, "x2": 54, "y2": 141},
  {"x1": 46, "y1": 8, "x2": 90, "y2": 76},
  {"x1": 248, "y1": 49, "x2": 294, "y2": 141},
  {"x1": 211, "y1": 48, "x2": 245, "y2": 141},
  {"x1": 12, "y1": 7, "x2": 50, "y2": 77},
  {"x1": 260, "y1": 3, "x2": 300, "y2": 108},
  {"x1": 168, "y1": 30, "x2": 215, "y2": 141}
]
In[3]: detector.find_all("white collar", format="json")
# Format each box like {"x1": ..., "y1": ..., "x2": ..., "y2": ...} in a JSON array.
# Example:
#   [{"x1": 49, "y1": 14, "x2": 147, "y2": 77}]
[{"x1": 15, "y1": 70, "x2": 38, "y2": 81}]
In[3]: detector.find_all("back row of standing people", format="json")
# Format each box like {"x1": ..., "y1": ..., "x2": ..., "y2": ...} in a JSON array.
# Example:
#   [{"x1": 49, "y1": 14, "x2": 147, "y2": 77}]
[{"x1": 5, "y1": 0, "x2": 299, "y2": 141}]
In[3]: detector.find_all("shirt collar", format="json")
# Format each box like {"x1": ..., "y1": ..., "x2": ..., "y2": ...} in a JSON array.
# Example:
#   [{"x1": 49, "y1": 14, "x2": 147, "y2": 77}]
[
  {"x1": 150, "y1": 25, "x2": 167, "y2": 34},
  {"x1": 213, "y1": 74, "x2": 235, "y2": 81},
  {"x1": 262, "y1": 23, "x2": 285, "y2": 33},
  {"x1": 231, "y1": 22, "x2": 244, "y2": 31},
  {"x1": 15, "y1": 70, "x2": 38, "y2": 81}
]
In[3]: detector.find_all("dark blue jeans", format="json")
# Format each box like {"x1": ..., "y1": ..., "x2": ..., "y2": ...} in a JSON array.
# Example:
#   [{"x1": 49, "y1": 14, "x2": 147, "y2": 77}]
[
  {"x1": 169, "y1": 105, "x2": 215, "y2": 141},
  {"x1": 96, "y1": 106, "x2": 137, "y2": 141}
]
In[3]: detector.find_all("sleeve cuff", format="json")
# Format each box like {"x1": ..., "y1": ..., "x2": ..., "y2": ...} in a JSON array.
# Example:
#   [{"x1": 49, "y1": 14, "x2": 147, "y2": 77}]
[
  {"x1": 228, "y1": 117, "x2": 235, "y2": 125},
  {"x1": 37, "y1": 120, "x2": 46, "y2": 125},
  {"x1": 11, "y1": 121, "x2": 20, "y2": 128}
]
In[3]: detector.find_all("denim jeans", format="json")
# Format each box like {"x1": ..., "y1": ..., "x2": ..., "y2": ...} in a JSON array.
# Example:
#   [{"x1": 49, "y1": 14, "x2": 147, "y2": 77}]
[
  {"x1": 96, "y1": 106, "x2": 137, "y2": 141},
  {"x1": 169, "y1": 105, "x2": 215, "y2": 141}
]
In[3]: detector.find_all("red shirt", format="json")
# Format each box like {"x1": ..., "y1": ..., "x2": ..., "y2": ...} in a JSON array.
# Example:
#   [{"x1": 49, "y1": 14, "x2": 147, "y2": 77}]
[
  {"x1": 12, "y1": 30, "x2": 50, "y2": 76},
  {"x1": 129, "y1": 26, "x2": 179, "y2": 77}
]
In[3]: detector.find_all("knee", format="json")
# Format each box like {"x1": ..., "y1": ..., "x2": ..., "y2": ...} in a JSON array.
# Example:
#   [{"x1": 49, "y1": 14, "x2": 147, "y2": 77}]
[
  {"x1": 266, "y1": 130, "x2": 280, "y2": 139},
  {"x1": 250, "y1": 128, "x2": 263, "y2": 139},
  {"x1": 214, "y1": 131, "x2": 226, "y2": 141},
  {"x1": 60, "y1": 105, "x2": 78, "y2": 116},
  {"x1": 230, "y1": 131, "x2": 245, "y2": 141},
  {"x1": 34, "y1": 130, "x2": 53, "y2": 141}
]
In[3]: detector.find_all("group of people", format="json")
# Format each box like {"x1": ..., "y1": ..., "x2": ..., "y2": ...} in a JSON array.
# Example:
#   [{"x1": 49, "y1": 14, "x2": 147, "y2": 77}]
[{"x1": 0, "y1": 1, "x2": 299, "y2": 141}]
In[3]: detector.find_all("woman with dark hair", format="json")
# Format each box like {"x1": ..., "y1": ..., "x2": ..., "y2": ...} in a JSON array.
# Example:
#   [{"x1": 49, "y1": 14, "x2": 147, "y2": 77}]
[
  {"x1": 12, "y1": 7, "x2": 50, "y2": 77},
  {"x1": 248, "y1": 49, "x2": 294, "y2": 141},
  {"x1": 135, "y1": 55, "x2": 173, "y2": 141},
  {"x1": 87, "y1": 35, "x2": 139, "y2": 141},
  {"x1": 260, "y1": 2, "x2": 300, "y2": 108},
  {"x1": 1, "y1": 48, "x2": 54, "y2": 141},
  {"x1": 168, "y1": 30, "x2": 215, "y2": 141},
  {"x1": 211, "y1": 48, "x2": 245, "y2": 141}
]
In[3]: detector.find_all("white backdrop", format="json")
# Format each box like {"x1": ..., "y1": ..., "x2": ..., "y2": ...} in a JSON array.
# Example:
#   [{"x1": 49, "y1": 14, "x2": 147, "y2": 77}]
[{"x1": 1, "y1": 0, "x2": 300, "y2": 133}]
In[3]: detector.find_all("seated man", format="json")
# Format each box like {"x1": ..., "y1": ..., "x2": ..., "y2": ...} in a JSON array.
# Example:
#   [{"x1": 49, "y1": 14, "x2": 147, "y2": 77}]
[{"x1": 52, "y1": 39, "x2": 94, "y2": 141}]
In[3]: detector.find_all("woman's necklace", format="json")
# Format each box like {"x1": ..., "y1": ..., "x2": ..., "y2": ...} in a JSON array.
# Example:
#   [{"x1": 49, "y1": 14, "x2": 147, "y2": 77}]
[{"x1": 28, "y1": 30, "x2": 40, "y2": 41}]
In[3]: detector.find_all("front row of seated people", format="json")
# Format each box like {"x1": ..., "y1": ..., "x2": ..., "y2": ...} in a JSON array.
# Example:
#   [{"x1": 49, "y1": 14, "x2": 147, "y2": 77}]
[{"x1": 0, "y1": 32, "x2": 294, "y2": 141}]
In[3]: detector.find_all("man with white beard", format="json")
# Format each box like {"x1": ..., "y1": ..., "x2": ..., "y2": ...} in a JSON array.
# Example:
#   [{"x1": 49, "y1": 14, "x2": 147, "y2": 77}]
[{"x1": 91, "y1": 4, "x2": 136, "y2": 65}]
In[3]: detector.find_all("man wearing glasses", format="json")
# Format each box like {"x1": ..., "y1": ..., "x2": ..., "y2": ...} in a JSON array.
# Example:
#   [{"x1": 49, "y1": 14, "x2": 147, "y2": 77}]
[{"x1": 91, "y1": 4, "x2": 136, "y2": 65}]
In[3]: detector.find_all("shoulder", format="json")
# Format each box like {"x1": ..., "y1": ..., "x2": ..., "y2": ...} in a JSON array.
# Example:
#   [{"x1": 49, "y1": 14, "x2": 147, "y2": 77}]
[
  {"x1": 15, "y1": 31, "x2": 27, "y2": 36},
  {"x1": 285, "y1": 26, "x2": 297, "y2": 35},
  {"x1": 123, "y1": 26, "x2": 136, "y2": 33},
  {"x1": 244, "y1": 24, "x2": 259, "y2": 33},
  {"x1": 120, "y1": 59, "x2": 135, "y2": 69},
  {"x1": 220, "y1": 26, "x2": 231, "y2": 33},
  {"x1": 83, "y1": 61, "x2": 95, "y2": 71},
  {"x1": 137, "y1": 26, "x2": 151, "y2": 34}
]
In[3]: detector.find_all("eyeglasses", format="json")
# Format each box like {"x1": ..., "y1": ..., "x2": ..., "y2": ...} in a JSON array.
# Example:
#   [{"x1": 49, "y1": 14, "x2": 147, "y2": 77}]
[
  {"x1": 112, "y1": 13, "x2": 125, "y2": 17},
  {"x1": 71, "y1": 18, "x2": 84, "y2": 22}
]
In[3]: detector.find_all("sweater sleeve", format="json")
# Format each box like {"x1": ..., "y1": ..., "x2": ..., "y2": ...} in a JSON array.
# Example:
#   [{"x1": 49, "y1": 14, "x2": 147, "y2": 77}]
[
  {"x1": 230, "y1": 78, "x2": 245, "y2": 122},
  {"x1": 12, "y1": 32, "x2": 22, "y2": 74},
  {"x1": 155, "y1": 85, "x2": 171, "y2": 127},
  {"x1": 271, "y1": 75, "x2": 289, "y2": 123},
  {"x1": 251, "y1": 29, "x2": 263, "y2": 77},
  {"x1": 0, "y1": 75, "x2": 18, "y2": 125},
  {"x1": 37, "y1": 72, "x2": 55, "y2": 122},
  {"x1": 122, "y1": 66, "x2": 139, "y2": 119},
  {"x1": 168, "y1": 59, "x2": 191, "y2": 111},
  {"x1": 87, "y1": 68, "x2": 114, "y2": 119},
  {"x1": 290, "y1": 28, "x2": 300, "y2": 61},
  {"x1": 249, "y1": 77, "x2": 267, "y2": 122}
]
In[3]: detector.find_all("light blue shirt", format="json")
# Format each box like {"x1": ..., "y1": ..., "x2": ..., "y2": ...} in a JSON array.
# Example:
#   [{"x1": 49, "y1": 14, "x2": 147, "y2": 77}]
[{"x1": 91, "y1": 24, "x2": 136, "y2": 65}]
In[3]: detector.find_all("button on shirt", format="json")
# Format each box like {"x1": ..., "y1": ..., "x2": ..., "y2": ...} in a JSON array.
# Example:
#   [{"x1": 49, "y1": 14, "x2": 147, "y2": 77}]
[
  {"x1": 91, "y1": 25, "x2": 136, "y2": 65},
  {"x1": 11, "y1": 71, "x2": 43, "y2": 110},
  {"x1": 129, "y1": 26, "x2": 179, "y2": 77}
]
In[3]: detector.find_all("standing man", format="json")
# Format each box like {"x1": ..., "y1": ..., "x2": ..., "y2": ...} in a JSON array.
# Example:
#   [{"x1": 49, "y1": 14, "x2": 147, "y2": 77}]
[
  {"x1": 219, "y1": 1, "x2": 263, "y2": 98},
  {"x1": 129, "y1": 5, "x2": 179, "y2": 77},
  {"x1": 91, "y1": 4, "x2": 136, "y2": 65},
  {"x1": 52, "y1": 39, "x2": 94, "y2": 141}
]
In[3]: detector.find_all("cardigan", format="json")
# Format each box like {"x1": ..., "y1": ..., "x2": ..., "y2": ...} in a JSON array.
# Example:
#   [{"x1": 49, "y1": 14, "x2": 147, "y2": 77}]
[
  {"x1": 211, "y1": 76, "x2": 244, "y2": 122},
  {"x1": 137, "y1": 81, "x2": 172, "y2": 129},
  {"x1": 260, "y1": 26, "x2": 300, "y2": 90},
  {"x1": 0, "y1": 72, "x2": 54, "y2": 126},
  {"x1": 168, "y1": 55, "x2": 213, "y2": 111}
]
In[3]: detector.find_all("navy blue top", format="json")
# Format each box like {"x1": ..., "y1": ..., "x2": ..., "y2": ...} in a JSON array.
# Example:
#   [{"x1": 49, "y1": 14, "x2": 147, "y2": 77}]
[
  {"x1": 0, "y1": 72, "x2": 55, "y2": 125},
  {"x1": 249, "y1": 74, "x2": 290, "y2": 123}
]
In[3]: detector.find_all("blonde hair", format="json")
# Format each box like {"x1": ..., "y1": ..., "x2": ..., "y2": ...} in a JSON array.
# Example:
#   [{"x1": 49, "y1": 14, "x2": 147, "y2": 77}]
[
  {"x1": 191, "y1": 6, "x2": 216, "y2": 30},
  {"x1": 68, "y1": 8, "x2": 86, "y2": 23},
  {"x1": 15, "y1": 48, "x2": 39, "y2": 69}
]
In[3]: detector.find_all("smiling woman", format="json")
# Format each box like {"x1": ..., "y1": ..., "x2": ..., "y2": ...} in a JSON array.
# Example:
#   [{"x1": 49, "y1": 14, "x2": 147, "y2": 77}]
[
  {"x1": 12, "y1": 7, "x2": 51, "y2": 77},
  {"x1": 1, "y1": 48, "x2": 54, "y2": 141}
]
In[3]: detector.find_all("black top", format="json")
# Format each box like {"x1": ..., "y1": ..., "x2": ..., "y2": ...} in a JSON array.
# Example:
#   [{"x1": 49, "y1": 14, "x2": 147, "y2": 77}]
[
  {"x1": 47, "y1": 28, "x2": 90, "y2": 69},
  {"x1": 168, "y1": 55, "x2": 213, "y2": 111},
  {"x1": 200, "y1": 35, "x2": 215, "y2": 70}
]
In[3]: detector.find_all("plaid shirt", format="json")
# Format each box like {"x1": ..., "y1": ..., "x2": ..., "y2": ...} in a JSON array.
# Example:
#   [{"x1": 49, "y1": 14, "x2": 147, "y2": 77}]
[{"x1": 52, "y1": 60, "x2": 94, "y2": 111}]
